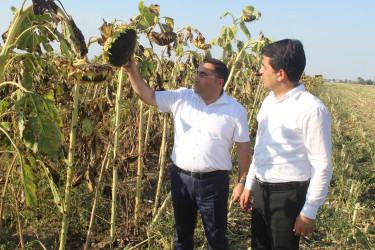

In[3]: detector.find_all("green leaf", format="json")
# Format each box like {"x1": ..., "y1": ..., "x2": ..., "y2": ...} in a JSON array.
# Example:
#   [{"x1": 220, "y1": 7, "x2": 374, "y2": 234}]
[
  {"x1": 15, "y1": 92, "x2": 63, "y2": 161},
  {"x1": 37, "y1": 159, "x2": 63, "y2": 213},
  {"x1": 217, "y1": 37, "x2": 224, "y2": 47},
  {"x1": 42, "y1": 41, "x2": 53, "y2": 52},
  {"x1": 255, "y1": 10, "x2": 261, "y2": 20},
  {"x1": 209, "y1": 38, "x2": 219, "y2": 46},
  {"x1": 237, "y1": 40, "x2": 244, "y2": 52},
  {"x1": 139, "y1": 60, "x2": 154, "y2": 79},
  {"x1": 17, "y1": 29, "x2": 42, "y2": 53},
  {"x1": 175, "y1": 43, "x2": 184, "y2": 56},
  {"x1": 164, "y1": 17, "x2": 174, "y2": 29},
  {"x1": 27, "y1": 155, "x2": 36, "y2": 167},
  {"x1": 19, "y1": 54, "x2": 38, "y2": 90},
  {"x1": 239, "y1": 21, "x2": 251, "y2": 40},
  {"x1": 138, "y1": 1, "x2": 146, "y2": 11},
  {"x1": 230, "y1": 24, "x2": 238, "y2": 39},
  {"x1": 243, "y1": 53, "x2": 254, "y2": 68},
  {"x1": 220, "y1": 26, "x2": 237, "y2": 45},
  {"x1": 23, "y1": 54, "x2": 38, "y2": 72},
  {"x1": 11, "y1": 6, "x2": 18, "y2": 14},
  {"x1": 41, "y1": 90, "x2": 62, "y2": 128},
  {"x1": 23, "y1": 72, "x2": 33, "y2": 91},
  {"x1": 82, "y1": 117, "x2": 94, "y2": 137},
  {"x1": 244, "y1": 53, "x2": 249, "y2": 67},
  {"x1": 251, "y1": 40, "x2": 263, "y2": 54},
  {"x1": 219, "y1": 12, "x2": 231, "y2": 19},
  {"x1": 139, "y1": 61, "x2": 148, "y2": 77},
  {"x1": 220, "y1": 27, "x2": 228, "y2": 41},
  {"x1": 16, "y1": 13, "x2": 52, "y2": 53},
  {"x1": 22, "y1": 156, "x2": 37, "y2": 209},
  {"x1": 138, "y1": 1, "x2": 158, "y2": 27},
  {"x1": 245, "y1": 6, "x2": 255, "y2": 12},
  {"x1": 61, "y1": 20, "x2": 77, "y2": 56},
  {"x1": 143, "y1": 48, "x2": 153, "y2": 58},
  {"x1": 0, "y1": 99, "x2": 10, "y2": 112},
  {"x1": 136, "y1": 19, "x2": 150, "y2": 31},
  {"x1": 224, "y1": 42, "x2": 232, "y2": 53},
  {"x1": 0, "y1": 122, "x2": 11, "y2": 131},
  {"x1": 147, "y1": 61, "x2": 155, "y2": 76},
  {"x1": 48, "y1": 27, "x2": 72, "y2": 58}
]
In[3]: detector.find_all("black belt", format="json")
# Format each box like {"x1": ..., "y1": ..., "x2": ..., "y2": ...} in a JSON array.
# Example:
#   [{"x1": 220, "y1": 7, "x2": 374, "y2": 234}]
[
  {"x1": 256, "y1": 177, "x2": 310, "y2": 191},
  {"x1": 175, "y1": 165, "x2": 227, "y2": 179}
]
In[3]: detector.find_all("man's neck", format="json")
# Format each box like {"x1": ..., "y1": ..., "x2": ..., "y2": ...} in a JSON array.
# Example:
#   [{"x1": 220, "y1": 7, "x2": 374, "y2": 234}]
[
  {"x1": 201, "y1": 92, "x2": 223, "y2": 105},
  {"x1": 273, "y1": 82, "x2": 299, "y2": 100}
]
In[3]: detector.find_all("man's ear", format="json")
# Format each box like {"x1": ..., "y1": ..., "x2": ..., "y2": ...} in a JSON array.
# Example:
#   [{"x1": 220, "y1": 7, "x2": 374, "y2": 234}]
[
  {"x1": 277, "y1": 69, "x2": 287, "y2": 81},
  {"x1": 217, "y1": 78, "x2": 225, "y2": 90}
]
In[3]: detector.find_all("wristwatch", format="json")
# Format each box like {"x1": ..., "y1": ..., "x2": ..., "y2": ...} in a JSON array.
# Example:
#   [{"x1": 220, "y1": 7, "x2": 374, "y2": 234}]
[{"x1": 238, "y1": 180, "x2": 245, "y2": 185}]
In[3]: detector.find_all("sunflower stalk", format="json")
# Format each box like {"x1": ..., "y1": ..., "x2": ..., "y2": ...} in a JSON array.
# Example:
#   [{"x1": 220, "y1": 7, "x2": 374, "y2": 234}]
[
  {"x1": 150, "y1": 192, "x2": 172, "y2": 228},
  {"x1": 110, "y1": 68, "x2": 126, "y2": 247},
  {"x1": 11, "y1": 182, "x2": 24, "y2": 250},
  {"x1": 224, "y1": 37, "x2": 261, "y2": 92},
  {"x1": 0, "y1": 154, "x2": 17, "y2": 236},
  {"x1": 0, "y1": 3, "x2": 32, "y2": 83},
  {"x1": 0, "y1": 127, "x2": 24, "y2": 236},
  {"x1": 170, "y1": 52, "x2": 189, "y2": 89},
  {"x1": 84, "y1": 141, "x2": 112, "y2": 250},
  {"x1": 144, "y1": 107, "x2": 153, "y2": 147},
  {"x1": 148, "y1": 192, "x2": 172, "y2": 248},
  {"x1": 59, "y1": 81, "x2": 80, "y2": 250},
  {"x1": 248, "y1": 77, "x2": 265, "y2": 131},
  {"x1": 134, "y1": 102, "x2": 144, "y2": 229},
  {"x1": 152, "y1": 114, "x2": 168, "y2": 217}
]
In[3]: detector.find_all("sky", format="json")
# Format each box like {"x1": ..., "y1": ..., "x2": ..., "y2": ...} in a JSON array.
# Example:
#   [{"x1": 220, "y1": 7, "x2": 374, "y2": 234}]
[{"x1": 1, "y1": 0, "x2": 374, "y2": 81}]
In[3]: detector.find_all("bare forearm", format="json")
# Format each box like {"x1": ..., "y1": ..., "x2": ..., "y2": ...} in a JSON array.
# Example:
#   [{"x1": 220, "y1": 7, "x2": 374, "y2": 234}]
[
  {"x1": 127, "y1": 69, "x2": 156, "y2": 106},
  {"x1": 236, "y1": 141, "x2": 251, "y2": 181},
  {"x1": 123, "y1": 56, "x2": 157, "y2": 106},
  {"x1": 232, "y1": 141, "x2": 251, "y2": 202}
]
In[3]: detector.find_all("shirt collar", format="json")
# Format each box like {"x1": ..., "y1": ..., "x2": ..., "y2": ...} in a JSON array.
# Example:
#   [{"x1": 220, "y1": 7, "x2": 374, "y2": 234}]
[
  {"x1": 270, "y1": 83, "x2": 305, "y2": 101},
  {"x1": 287, "y1": 83, "x2": 305, "y2": 100},
  {"x1": 192, "y1": 90, "x2": 229, "y2": 105}
]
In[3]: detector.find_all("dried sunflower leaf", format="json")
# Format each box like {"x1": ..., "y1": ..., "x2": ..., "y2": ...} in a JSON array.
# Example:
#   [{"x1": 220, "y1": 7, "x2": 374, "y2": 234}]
[{"x1": 149, "y1": 31, "x2": 176, "y2": 46}]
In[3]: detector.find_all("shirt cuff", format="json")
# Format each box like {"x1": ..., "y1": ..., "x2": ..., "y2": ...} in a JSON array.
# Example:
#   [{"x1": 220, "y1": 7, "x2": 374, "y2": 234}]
[
  {"x1": 244, "y1": 178, "x2": 256, "y2": 190},
  {"x1": 300, "y1": 203, "x2": 319, "y2": 220}
]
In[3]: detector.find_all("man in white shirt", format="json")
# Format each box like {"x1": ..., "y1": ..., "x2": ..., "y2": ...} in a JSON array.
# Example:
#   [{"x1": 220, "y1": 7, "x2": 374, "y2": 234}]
[
  {"x1": 240, "y1": 39, "x2": 332, "y2": 249},
  {"x1": 124, "y1": 56, "x2": 251, "y2": 249}
]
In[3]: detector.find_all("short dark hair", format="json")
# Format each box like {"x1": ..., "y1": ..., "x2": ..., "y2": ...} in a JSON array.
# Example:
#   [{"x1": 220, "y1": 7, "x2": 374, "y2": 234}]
[
  {"x1": 261, "y1": 39, "x2": 306, "y2": 82},
  {"x1": 203, "y1": 58, "x2": 229, "y2": 86}
]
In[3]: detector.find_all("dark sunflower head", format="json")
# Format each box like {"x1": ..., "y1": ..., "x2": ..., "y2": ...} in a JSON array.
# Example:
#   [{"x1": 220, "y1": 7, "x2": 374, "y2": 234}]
[{"x1": 102, "y1": 27, "x2": 137, "y2": 67}]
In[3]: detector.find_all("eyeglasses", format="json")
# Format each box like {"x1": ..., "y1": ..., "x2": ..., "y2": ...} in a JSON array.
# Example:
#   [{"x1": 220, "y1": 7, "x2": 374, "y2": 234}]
[{"x1": 193, "y1": 70, "x2": 218, "y2": 80}]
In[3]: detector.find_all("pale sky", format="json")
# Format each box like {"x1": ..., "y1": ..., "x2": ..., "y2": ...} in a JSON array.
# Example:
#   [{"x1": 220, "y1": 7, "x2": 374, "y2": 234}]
[{"x1": 1, "y1": 0, "x2": 374, "y2": 81}]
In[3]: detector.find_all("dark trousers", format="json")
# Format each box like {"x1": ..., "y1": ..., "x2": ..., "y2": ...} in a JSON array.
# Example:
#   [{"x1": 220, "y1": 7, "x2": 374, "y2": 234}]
[
  {"x1": 170, "y1": 165, "x2": 229, "y2": 250},
  {"x1": 251, "y1": 179, "x2": 309, "y2": 250}
]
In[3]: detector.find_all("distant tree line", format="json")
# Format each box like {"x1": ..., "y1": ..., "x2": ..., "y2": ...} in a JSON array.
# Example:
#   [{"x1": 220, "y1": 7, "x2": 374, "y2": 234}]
[{"x1": 324, "y1": 77, "x2": 374, "y2": 85}]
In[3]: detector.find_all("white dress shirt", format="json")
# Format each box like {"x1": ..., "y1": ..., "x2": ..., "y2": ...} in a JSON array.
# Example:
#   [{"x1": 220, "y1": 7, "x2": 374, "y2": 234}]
[
  {"x1": 155, "y1": 88, "x2": 250, "y2": 172},
  {"x1": 244, "y1": 83, "x2": 332, "y2": 219}
]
